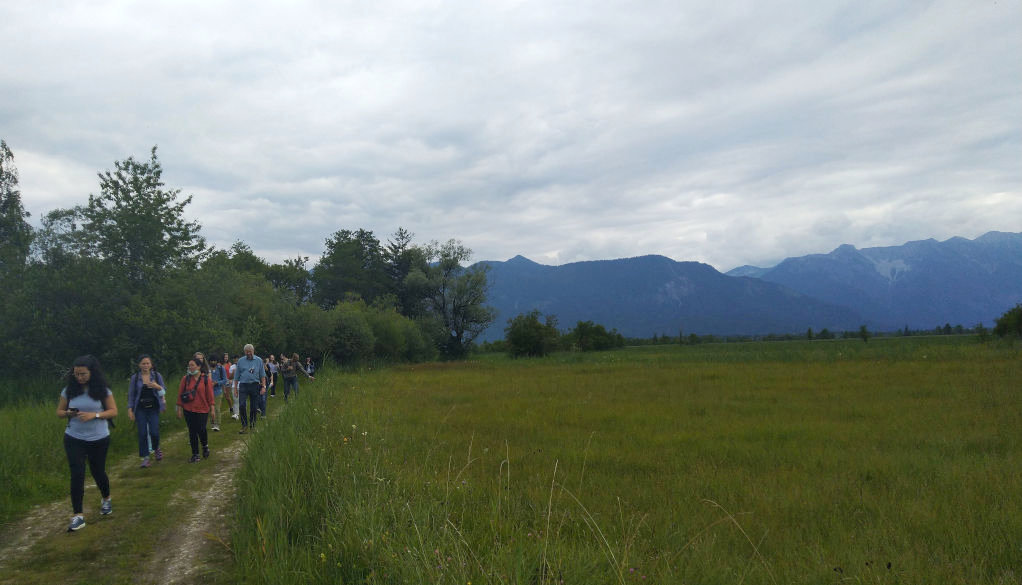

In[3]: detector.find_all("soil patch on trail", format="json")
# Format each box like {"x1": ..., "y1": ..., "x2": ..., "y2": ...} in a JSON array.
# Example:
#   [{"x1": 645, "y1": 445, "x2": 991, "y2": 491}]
[{"x1": 139, "y1": 437, "x2": 247, "y2": 585}]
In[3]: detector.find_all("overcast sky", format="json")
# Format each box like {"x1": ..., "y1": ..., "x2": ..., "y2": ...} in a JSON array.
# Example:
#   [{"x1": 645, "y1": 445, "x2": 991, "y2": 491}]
[{"x1": 2, "y1": 0, "x2": 1019, "y2": 271}]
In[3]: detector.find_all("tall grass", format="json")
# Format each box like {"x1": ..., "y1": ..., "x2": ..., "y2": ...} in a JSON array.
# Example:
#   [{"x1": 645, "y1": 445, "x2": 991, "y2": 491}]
[{"x1": 238, "y1": 339, "x2": 1015, "y2": 583}]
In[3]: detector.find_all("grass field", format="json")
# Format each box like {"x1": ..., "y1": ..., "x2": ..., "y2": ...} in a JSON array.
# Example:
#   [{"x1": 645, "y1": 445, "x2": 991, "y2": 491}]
[{"x1": 228, "y1": 337, "x2": 1022, "y2": 584}]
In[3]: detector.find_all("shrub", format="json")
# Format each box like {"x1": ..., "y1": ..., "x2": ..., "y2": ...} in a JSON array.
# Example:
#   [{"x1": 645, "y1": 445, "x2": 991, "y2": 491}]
[
  {"x1": 505, "y1": 310, "x2": 561, "y2": 358},
  {"x1": 993, "y1": 304, "x2": 1022, "y2": 338}
]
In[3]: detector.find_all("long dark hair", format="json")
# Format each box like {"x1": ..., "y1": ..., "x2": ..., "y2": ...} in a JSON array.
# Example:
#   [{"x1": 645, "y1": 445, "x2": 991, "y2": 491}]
[{"x1": 64, "y1": 355, "x2": 109, "y2": 402}]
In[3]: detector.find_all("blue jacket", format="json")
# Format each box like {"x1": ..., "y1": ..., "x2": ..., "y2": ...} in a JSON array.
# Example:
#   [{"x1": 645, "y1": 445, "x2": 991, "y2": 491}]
[{"x1": 127, "y1": 371, "x2": 167, "y2": 413}]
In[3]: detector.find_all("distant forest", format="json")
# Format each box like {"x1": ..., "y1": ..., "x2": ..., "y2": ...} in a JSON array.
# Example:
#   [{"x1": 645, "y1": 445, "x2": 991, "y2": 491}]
[{"x1": 0, "y1": 142, "x2": 495, "y2": 377}]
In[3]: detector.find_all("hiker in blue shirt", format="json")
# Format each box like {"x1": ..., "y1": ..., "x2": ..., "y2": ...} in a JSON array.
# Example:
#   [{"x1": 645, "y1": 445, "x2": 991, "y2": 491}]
[{"x1": 235, "y1": 343, "x2": 266, "y2": 434}]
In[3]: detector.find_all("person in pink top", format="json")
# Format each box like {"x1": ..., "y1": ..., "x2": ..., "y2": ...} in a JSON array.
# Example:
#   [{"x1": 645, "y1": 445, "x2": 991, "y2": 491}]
[{"x1": 176, "y1": 358, "x2": 215, "y2": 463}]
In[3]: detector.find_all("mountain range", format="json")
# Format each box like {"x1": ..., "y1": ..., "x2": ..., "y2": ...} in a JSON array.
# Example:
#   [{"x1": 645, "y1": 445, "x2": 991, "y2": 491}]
[{"x1": 476, "y1": 231, "x2": 1022, "y2": 341}]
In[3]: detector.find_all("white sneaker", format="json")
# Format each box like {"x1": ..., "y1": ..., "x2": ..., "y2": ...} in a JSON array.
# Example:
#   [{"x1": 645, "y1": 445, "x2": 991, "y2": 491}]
[
  {"x1": 231, "y1": 414, "x2": 239, "y2": 420},
  {"x1": 212, "y1": 425, "x2": 220, "y2": 432}
]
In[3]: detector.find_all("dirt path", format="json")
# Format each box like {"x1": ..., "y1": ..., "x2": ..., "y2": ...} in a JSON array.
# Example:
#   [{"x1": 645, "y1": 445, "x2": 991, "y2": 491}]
[
  {"x1": 0, "y1": 425, "x2": 250, "y2": 585},
  {"x1": 140, "y1": 437, "x2": 247, "y2": 584}
]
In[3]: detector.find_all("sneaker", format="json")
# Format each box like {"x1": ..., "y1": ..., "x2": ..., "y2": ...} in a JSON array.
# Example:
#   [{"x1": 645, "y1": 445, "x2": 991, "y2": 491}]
[
  {"x1": 202, "y1": 446, "x2": 210, "y2": 459},
  {"x1": 238, "y1": 428, "x2": 247, "y2": 435},
  {"x1": 212, "y1": 425, "x2": 220, "y2": 432},
  {"x1": 68, "y1": 515, "x2": 85, "y2": 532},
  {"x1": 154, "y1": 448, "x2": 163, "y2": 461},
  {"x1": 140, "y1": 457, "x2": 151, "y2": 468},
  {"x1": 232, "y1": 413, "x2": 239, "y2": 420},
  {"x1": 100, "y1": 498, "x2": 112, "y2": 515},
  {"x1": 189, "y1": 454, "x2": 200, "y2": 463}
]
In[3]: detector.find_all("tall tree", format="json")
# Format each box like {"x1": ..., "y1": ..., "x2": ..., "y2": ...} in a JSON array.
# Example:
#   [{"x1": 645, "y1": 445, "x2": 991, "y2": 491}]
[
  {"x1": 312, "y1": 228, "x2": 388, "y2": 308},
  {"x1": 384, "y1": 227, "x2": 429, "y2": 317},
  {"x1": 419, "y1": 239, "x2": 496, "y2": 358},
  {"x1": 79, "y1": 146, "x2": 207, "y2": 284},
  {"x1": 0, "y1": 139, "x2": 33, "y2": 273}
]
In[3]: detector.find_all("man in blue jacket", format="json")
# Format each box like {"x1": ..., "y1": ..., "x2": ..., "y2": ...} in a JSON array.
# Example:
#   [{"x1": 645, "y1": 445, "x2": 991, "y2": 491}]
[{"x1": 235, "y1": 343, "x2": 266, "y2": 434}]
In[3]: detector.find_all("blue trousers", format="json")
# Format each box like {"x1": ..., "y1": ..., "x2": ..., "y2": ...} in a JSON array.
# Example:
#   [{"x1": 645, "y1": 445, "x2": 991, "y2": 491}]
[
  {"x1": 134, "y1": 408, "x2": 161, "y2": 457},
  {"x1": 238, "y1": 382, "x2": 261, "y2": 428},
  {"x1": 283, "y1": 377, "x2": 299, "y2": 400}
]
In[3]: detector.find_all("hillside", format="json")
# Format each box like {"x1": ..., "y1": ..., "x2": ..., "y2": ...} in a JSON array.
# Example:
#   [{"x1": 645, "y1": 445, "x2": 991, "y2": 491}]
[
  {"x1": 727, "y1": 231, "x2": 1022, "y2": 330},
  {"x1": 478, "y1": 254, "x2": 863, "y2": 341},
  {"x1": 478, "y1": 231, "x2": 1022, "y2": 340}
]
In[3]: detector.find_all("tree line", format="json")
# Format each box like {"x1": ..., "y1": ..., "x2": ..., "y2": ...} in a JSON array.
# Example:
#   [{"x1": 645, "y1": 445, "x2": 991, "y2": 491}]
[{"x1": 0, "y1": 142, "x2": 495, "y2": 379}]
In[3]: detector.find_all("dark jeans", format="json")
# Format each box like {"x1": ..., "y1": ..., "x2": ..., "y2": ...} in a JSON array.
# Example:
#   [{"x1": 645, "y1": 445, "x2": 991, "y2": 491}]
[
  {"x1": 183, "y1": 410, "x2": 209, "y2": 455},
  {"x1": 64, "y1": 434, "x2": 111, "y2": 514},
  {"x1": 135, "y1": 407, "x2": 161, "y2": 457},
  {"x1": 283, "y1": 377, "x2": 299, "y2": 400},
  {"x1": 238, "y1": 382, "x2": 261, "y2": 428}
]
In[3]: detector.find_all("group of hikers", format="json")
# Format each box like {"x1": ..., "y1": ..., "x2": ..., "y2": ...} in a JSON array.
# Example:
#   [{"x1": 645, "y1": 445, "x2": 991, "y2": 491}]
[{"x1": 56, "y1": 344, "x2": 315, "y2": 533}]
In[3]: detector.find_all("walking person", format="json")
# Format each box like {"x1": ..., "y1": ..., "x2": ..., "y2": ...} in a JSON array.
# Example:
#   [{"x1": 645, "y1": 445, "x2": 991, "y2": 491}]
[
  {"x1": 304, "y1": 356, "x2": 315, "y2": 376},
  {"x1": 226, "y1": 354, "x2": 240, "y2": 419},
  {"x1": 280, "y1": 352, "x2": 314, "y2": 401},
  {"x1": 209, "y1": 356, "x2": 228, "y2": 432},
  {"x1": 176, "y1": 359, "x2": 215, "y2": 462},
  {"x1": 267, "y1": 354, "x2": 279, "y2": 397},
  {"x1": 127, "y1": 355, "x2": 166, "y2": 467},
  {"x1": 56, "y1": 355, "x2": 118, "y2": 532},
  {"x1": 235, "y1": 344, "x2": 266, "y2": 434}
]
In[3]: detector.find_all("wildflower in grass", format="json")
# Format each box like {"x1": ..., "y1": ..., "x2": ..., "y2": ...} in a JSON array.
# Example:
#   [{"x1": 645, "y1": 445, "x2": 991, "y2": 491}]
[{"x1": 320, "y1": 553, "x2": 326, "y2": 562}]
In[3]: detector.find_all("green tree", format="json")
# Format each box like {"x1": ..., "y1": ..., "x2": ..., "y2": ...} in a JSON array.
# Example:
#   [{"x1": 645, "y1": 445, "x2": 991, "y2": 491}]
[
  {"x1": 859, "y1": 325, "x2": 870, "y2": 343},
  {"x1": 0, "y1": 139, "x2": 33, "y2": 274},
  {"x1": 313, "y1": 228, "x2": 388, "y2": 308},
  {"x1": 505, "y1": 310, "x2": 560, "y2": 358},
  {"x1": 77, "y1": 146, "x2": 207, "y2": 285},
  {"x1": 420, "y1": 240, "x2": 496, "y2": 358},
  {"x1": 384, "y1": 227, "x2": 430, "y2": 317},
  {"x1": 221, "y1": 241, "x2": 269, "y2": 276},
  {"x1": 993, "y1": 305, "x2": 1022, "y2": 338},
  {"x1": 571, "y1": 320, "x2": 625, "y2": 351},
  {"x1": 266, "y1": 255, "x2": 311, "y2": 303}
]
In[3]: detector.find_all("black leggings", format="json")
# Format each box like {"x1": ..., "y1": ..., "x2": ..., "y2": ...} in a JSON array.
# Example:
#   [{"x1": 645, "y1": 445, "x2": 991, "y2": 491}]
[
  {"x1": 183, "y1": 410, "x2": 209, "y2": 455},
  {"x1": 64, "y1": 434, "x2": 111, "y2": 515}
]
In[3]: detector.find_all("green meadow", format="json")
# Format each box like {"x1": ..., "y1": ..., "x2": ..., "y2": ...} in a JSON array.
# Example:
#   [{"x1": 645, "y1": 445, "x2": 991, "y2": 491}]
[{"x1": 230, "y1": 337, "x2": 1021, "y2": 585}]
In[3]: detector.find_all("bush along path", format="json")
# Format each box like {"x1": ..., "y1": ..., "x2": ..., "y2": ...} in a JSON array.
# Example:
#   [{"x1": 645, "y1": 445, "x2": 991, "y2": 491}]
[{"x1": 0, "y1": 405, "x2": 271, "y2": 585}]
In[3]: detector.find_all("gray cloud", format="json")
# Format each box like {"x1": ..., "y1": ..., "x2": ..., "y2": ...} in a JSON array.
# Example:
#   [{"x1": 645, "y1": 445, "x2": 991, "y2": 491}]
[{"x1": 3, "y1": 0, "x2": 1019, "y2": 271}]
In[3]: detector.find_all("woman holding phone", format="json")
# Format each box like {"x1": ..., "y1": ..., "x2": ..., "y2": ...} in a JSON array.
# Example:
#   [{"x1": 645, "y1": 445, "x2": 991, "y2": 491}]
[{"x1": 56, "y1": 355, "x2": 118, "y2": 532}]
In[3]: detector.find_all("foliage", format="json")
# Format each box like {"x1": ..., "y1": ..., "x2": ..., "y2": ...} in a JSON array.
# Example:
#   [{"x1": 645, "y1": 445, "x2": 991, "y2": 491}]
[
  {"x1": 0, "y1": 142, "x2": 469, "y2": 374},
  {"x1": 421, "y1": 239, "x2": 496, "y2": 359},
  {"x1": 0, "y1": 139, "x2": 32, "y2": 274},
  {"x1": 313, "y1": 228, "x2": 389, "y2": 308},
  {"x1": 384, "y1": 227, "x2": 430, "y2": 317},
  {"x1": 76, "y1": 146, "x2": 207, "y2": 284},
  {"x1": 504, "y1": 310, "x2": 561, "y2": 358},
  {"x1": 569, "y1": 320, "x2": 625, "y2": 351},
  {"x1": 328, "y1": 301, "x2": 376, "y2": 365},
  {"x1": 993, "y1": 304, "x2": 1022, "y2": 338}
]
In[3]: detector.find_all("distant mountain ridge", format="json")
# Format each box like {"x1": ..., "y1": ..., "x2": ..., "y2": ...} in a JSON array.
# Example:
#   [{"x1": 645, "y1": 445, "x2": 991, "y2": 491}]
[
  {"x1": 476, "y1": 231, "x2": 1022, "y2": 341},
  {"x1": 724, "y1": 231, "x2": 1022, "y2": 331}
]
